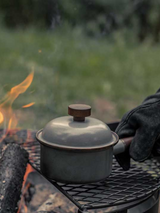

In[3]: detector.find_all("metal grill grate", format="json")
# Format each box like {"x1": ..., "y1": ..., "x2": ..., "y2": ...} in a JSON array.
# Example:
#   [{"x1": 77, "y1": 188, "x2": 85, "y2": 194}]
[
  {"x1": 1, "y1": 129, "x2": 160, "y2": 211},
  {"x1": 33, "y1": 159, "x2": 160, "y2": 209},
  {"x1": 24, "y1": 132, "x2": 160, "y2": 210}
]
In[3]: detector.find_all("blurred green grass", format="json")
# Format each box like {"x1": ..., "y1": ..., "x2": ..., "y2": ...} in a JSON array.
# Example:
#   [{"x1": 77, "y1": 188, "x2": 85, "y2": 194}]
[{"x1": 0, "y1": 26, "x2": 160, "y2": 129}]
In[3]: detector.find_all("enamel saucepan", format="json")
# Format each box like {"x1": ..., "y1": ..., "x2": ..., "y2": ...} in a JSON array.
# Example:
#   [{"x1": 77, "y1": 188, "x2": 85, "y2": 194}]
[{"x1": 36, "y1": 104, "x2": 132, "y2": 184}]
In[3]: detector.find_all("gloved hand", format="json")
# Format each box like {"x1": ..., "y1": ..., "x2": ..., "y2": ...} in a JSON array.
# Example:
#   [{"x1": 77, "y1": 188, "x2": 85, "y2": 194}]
[{"x1": 115, "y1": 88, "x2": 160, "y2": 170}]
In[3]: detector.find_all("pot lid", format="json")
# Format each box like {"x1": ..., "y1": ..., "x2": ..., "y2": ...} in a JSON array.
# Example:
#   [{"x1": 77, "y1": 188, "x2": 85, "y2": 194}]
[{"x1": 36, "y1": 104, "x2": 118, "y2": 150}]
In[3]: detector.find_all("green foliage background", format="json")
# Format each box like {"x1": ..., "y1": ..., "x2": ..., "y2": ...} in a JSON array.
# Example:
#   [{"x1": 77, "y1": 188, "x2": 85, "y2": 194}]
[
  {"x1": 0, "y1": 1, "x2": 160, "y2": 129},
  {"x1": 0, "y1": 26, "x2": 160, "y2": 129},
  {"x1": 0, "y1": 0, "x2": 160, "y2": 41}
]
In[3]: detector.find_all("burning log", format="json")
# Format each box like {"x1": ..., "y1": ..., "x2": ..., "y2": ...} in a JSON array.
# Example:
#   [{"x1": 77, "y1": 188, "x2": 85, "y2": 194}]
[{"x1": 0, "y1": 143, "x2": 28, "y2": 213}]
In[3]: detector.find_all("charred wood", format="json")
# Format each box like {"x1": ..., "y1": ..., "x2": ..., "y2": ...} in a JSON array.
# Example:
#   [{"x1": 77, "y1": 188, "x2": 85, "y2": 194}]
[{"x1": 0, "y1": 143, "x2": 29, "y2": 213}]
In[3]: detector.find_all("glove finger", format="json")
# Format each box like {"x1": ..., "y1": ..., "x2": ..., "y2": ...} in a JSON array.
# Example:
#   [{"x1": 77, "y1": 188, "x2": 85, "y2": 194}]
[
  {"x1": 115, "y1": 122, "x2": 136, "y2": 170},
  {"x1": 115, "y1": 149, "x2": 130, "y2": 171},
  {"x1": 115, "y1": 122, "x2": 136, "y2": 139},
  {"x1": 129, "y1": 126, "x2": 156, "y2": 161}
]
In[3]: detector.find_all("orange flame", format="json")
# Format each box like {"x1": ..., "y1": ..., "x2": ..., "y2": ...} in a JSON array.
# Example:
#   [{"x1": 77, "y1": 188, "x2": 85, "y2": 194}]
[
  {"x1": 22, "y1": 164, "x2": 34, "y2": 188},
  {"x1": 22, "y1": 102, "x2": 35, "y2": 108},
  {"x1": 17, "y1": 164, "x2": 34, "y2": 213},
  {"x1": 0, "y1": 72, "x2": 34, "y2": 138},
  {"x1": 0, "y1": 112, "x2": 4, "y2": 124}
]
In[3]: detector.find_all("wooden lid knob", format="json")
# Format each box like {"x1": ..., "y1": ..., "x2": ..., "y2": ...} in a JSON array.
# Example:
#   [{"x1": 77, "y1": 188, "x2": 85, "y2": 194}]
[{"x1": 68, "y1": 104, "x2": 91, "y2": 121}]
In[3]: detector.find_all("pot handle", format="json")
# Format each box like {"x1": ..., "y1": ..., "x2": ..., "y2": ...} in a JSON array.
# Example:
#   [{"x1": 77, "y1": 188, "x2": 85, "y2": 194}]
[{"x1": 113, "y1": 137, "x2": 133, "y2": 155}]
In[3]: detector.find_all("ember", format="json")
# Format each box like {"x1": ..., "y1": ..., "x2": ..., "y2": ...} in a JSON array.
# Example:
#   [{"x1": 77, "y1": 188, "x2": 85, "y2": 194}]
[{"x1": 22, "y1": 102, "x2": 35, "y2": 108}]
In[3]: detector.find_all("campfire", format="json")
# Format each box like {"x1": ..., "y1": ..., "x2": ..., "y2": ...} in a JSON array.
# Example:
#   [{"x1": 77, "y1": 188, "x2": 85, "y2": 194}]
[
  {"x1": 0, "y1": 72, "x2": 76, "y2": 213},
  {"x1": 0, "y1": 72, "x2": 34, "y2": 212}
]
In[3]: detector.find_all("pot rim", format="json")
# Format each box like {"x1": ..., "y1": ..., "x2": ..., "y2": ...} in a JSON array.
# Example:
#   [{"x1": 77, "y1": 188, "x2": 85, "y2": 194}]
[{"x1": 36, "y1": 129, "x2": 119, "y2": 152}]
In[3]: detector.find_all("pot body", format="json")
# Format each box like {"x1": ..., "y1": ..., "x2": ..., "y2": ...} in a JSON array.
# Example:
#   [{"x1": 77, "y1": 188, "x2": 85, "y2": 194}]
[{"x1": 40, "y1": 144, "x2": 113, "y2": 183}]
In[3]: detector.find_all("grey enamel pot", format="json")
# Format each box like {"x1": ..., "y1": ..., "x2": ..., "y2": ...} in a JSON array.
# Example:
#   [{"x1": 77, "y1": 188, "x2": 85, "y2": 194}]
[{"x1": 36, "y1": 104, "x2": 132, "y2": 184}]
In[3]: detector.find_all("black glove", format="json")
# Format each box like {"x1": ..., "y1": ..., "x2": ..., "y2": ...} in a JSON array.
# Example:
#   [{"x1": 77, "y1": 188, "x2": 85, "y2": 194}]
[{"x1": 115, "y1": 88, "x2": 160, "y2": 170}]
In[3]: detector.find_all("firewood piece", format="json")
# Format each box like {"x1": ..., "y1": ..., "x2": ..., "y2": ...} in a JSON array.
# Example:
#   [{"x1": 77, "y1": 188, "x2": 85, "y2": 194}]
[{"x1": 0, "y1": 143, "x2": 29, "y2": 213}]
